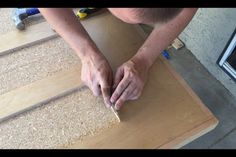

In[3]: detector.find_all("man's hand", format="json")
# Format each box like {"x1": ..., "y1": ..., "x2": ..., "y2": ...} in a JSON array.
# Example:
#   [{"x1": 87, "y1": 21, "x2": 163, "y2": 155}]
[
  {"x1": 110, "y1": 57, "x2": 149, "y2": 110},
  {"x1": 81, "y1": 52, "x2": 113, "y2": 107}
]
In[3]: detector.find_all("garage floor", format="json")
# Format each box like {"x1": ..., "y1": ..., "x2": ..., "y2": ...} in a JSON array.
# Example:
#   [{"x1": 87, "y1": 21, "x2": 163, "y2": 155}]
[{"x1": 166, "y1": 47, "x2": 236, "y2": 149}]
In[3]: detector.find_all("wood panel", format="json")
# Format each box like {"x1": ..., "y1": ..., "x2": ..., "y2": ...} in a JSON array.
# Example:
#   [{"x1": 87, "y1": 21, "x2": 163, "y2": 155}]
[
  {"x1": 0, "y1": 66, "x2": 82, "y2": 122},
  {"x1": 0, "y1": 12, "x2": 218, "y2": 148},
  {"x1": 66, "y1": 57, "x2": 218, "y2": 149},
  {"x1": 0, "y1": 22, "x2": 57, "y2": 56},
  {"x1": 65, "y1": 12, "x2": 218, "y2": 148}
]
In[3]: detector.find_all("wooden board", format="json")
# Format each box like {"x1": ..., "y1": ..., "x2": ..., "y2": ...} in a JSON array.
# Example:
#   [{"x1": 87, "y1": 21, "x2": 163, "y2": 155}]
[
  {"x1": 65, "y1": 12, "x2": 218, "y2": 148},
  {"x1": 0, "y1": 9, "x2": 101, "y2": 57},
  {"x1": 172, "y1": 38, "x2": 185, "y2": 50},
  {"x1": 0, "y1": 66, "x2": 82, "y2": 122},
  {"x1": 65, "y1": 56, "x2": 218, "y2": 149},
  {"x1": 0, "y1": 12, "x2": 218, "y2": 148},
  {"x1": 0, "y1": 22, "x2": 58, "y2": 56}
]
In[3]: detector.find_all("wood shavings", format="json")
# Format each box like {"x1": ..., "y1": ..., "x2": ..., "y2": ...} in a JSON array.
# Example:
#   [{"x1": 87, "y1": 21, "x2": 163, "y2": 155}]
[
  {"x1": 0, "y1": 89, "x2": 118, "y2": 149},
  {"x1": 0, "y1": 38, "x2": 79, "y2": 95}
]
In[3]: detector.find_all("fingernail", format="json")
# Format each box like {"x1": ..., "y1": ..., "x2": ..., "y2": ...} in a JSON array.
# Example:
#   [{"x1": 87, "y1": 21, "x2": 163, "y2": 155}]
[
  {"x1": 105, "y1": 100, "x2": 112, "y2": 108},
  {"x1": 115, "y1": 104, "x2": 120, "y2": 110},
  {"x1": 105, "y1": 102, "x2": 110, "y2": 108},
  {"x1": 110, "y1": 98, "x2": 114, "y2": 103}
]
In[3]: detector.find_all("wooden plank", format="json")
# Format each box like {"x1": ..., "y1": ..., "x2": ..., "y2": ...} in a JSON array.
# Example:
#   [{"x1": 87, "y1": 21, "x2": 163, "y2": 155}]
[
  {"x1": 172, "y1": 38, "x2": 185, "y2": 50},
  {"x1": 0, "y1": 12, "x2": 218, "y2": 148},
  {"x1": 0, "y1": 22, "x2": 58, "y2": 56},
  {"x1": 0, "y1": 66, "x2": 82, "y2": 122}
]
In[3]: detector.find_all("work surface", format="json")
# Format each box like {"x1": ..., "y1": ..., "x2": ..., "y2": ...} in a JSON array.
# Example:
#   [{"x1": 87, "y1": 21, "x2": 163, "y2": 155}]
[{"x1": 0, "y1": 9, "x2": 218, "y2": 148}]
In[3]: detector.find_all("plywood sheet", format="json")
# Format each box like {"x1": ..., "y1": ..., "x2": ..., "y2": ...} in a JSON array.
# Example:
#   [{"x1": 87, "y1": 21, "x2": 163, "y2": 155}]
[
  {"x1": 65, "y1": 12, "x2": 218, "y2": 148},
  {"x1": 0, "y1": 11, "x2": 218, "y2": 148},
  {"x1": 0, "y1": 66, "x2": 82, "y2": 122},
  {"x1": 0, "y1": 22, "x2": 57, "y2": 56},
  {"x1": 66, "y1": 57, "x2": 218, "y2": 149}
]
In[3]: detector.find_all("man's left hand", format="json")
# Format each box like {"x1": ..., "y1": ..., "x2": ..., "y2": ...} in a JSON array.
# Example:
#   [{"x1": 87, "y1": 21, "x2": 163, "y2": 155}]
[{"x1": 110, "y1": 57, "x2": 150, "y2": 110}]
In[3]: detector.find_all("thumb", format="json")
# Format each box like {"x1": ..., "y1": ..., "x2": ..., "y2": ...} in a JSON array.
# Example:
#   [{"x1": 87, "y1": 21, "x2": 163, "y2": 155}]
[{"x1": 100, "y1": 76, "x2": 112, "y2": 108}]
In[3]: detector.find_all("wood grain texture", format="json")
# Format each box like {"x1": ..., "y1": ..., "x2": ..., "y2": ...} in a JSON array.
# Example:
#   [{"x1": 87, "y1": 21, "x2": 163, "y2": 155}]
[
  {"x1": 66, "y1": 57, "x2": 218, "y2": 149},
  {"x1": 66, "y1": 12, "x2": 218, "y2": 148},
  {"x1": 0, "y1": 66, "x2": 82, "y2": 122},
  {"x1": 0, "y1": 11, "x2": 218, "y2": 148},
  {"x1": 0, "y1": 22, "x2": 58, "y2": 56}
]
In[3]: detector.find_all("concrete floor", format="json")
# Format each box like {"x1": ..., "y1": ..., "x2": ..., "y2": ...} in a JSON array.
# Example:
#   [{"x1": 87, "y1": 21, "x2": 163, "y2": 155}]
[{"x1": 166, "y1": 47, "x2": 236, "y2": 149}]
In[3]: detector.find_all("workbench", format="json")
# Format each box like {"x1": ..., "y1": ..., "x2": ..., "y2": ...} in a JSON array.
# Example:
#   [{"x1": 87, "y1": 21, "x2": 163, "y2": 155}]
[{"x1": 0, "y1": 9, "x2": 218, "y2": 149}]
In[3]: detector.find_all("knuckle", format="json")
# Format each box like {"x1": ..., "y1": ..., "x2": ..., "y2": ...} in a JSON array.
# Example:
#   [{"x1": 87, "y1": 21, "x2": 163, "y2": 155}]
[
  {"x1": 91, "y1": 89, "x2": 98, "y2": 96},
  {"x1": 126, "y1": 70, "x2": 136, "y2": 79},
  {"x1": 131, "y1": 96, "x2": 138, "y2": 100},
  {"x1": 118, "y1": 98, "x2": 124, "y2": 104},
  {"x1": 93, "y1": 92, "x2": 99, "y2": 97},
  {"x1": 113, "y1": 93, "x2": 119, "y2": 99},
  {"x1": 137, "y1": 92, "x2": 142, "y2": 98},
  {"x1": 132, "y1": 91, "x2": 141, "y2": 100},
  {"x1": 129, "y1": 72, "x2": 134, "y2": 78}
]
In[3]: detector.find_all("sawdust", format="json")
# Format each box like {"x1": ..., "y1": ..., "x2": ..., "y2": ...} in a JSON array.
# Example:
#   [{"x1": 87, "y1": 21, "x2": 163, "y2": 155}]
[
  {"x1": 0, "y1": 8, "x2": 118, "y2": 149},
  {"x1": 0, "y1": 37, "x2": 79, "y2": 95},
  {"x1": 0, "y1": 89, "x2": 117, "y2": 149}
]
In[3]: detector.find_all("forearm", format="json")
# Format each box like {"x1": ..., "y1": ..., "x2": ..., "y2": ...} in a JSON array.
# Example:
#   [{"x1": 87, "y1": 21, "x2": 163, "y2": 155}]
[
  {"x1": 133, "y1": 8, "x2": 198, "y2": 68},
  {"x1": 39, "y1": 8, "x2": 99, "y2": 59}
]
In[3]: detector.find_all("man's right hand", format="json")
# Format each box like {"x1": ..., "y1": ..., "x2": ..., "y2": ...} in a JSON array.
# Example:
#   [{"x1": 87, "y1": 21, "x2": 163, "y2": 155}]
[{"x1": 81, "y1": 52, "x2": 113, "y2": 108}]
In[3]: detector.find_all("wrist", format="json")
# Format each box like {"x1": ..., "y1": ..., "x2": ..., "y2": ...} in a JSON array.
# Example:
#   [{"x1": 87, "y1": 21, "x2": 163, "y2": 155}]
[
  {"x1": 131, "y1": 54, "x2": 151, "y2": 72},
  {"x1": 75, "y1": 40, "x2": 101, "y2": 61},
  {"x1": 132, "y1": 52, "x2": 153, "y2": 70}
]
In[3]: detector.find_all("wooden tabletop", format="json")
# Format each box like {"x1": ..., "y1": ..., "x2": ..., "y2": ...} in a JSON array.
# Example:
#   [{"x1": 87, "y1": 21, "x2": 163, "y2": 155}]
[{"x1": 63, "y1": 12, "x2": 218, "y2": 149}]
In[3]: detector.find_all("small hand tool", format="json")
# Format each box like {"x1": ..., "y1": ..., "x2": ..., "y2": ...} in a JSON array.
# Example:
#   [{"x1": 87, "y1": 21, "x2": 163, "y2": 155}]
[{"x1": 12, "y1": 8, "x2": 40, "y2": 30}]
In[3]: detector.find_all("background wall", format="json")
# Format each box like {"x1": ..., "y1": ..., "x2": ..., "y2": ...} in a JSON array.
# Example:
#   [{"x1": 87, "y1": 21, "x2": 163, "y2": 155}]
[{"x1": 179, "y1": 8, "x2": 236, "y2": 99}]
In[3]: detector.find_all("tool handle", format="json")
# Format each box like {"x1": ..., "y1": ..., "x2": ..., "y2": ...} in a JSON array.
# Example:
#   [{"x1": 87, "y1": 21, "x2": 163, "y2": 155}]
[
  {"x1": 162, "y1": 50, "x2": 170, "y2": 60},
  {"x1": 76, "y1": 8, "x2": 101, "y2": 19},
  {"x1": 26, "y1": 8, "x2": 40, "y2": 16}
]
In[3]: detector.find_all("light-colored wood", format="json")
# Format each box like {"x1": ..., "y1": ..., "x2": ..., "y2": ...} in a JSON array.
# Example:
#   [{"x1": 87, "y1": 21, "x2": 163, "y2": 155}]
[
  {"x1": 160, "y1": 117, "x2": 218, "y2": 149},
  {"x1": 172, "y1": 38, "x2": 185, "y2": 50},
  {"x1": 65, "y1": 12, "x2": 218, "y2": 148},
  {"x1": 0, "y1": 22, "x2": 58, "y2": 56},
  {"x1": 156, "y1": 57, "x2": 219, "y2": 148},
  {"x1": 0, "y1": 12, "x2": 218, "y2": 148},
  {"x1": 0, "y1": 66, "x2": 82, "y2": 122},
  {"x1": 66, "y1": 57, "x2": 218, "y2": 149}
]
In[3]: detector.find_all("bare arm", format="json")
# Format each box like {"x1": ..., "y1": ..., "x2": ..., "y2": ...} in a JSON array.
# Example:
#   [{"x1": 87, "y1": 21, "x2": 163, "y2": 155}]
[
  {"x1": 39, "y1": 8, "x2": 113, "y2": 107},
  {"x1": 39, "y1": 8, "x2": 98, "y2": 59},
  {"x1": 134, "y1": 8, "x2": 198, "y2": 68}
]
